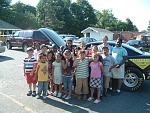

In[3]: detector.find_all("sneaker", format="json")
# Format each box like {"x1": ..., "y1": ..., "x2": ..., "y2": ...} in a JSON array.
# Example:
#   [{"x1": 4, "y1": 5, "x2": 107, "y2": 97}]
[
  {"x1": 62, "y1": 95, "x2": 66, "y2": 99},
  {"x1": 65, "y1": 96, "x2": 71, "y2": 100},
  {"x1": 57, "y1": 93, "x2": 62, "y2": 98},
  {"x1": 88, "y1": 97, "x2": 94, "y2": 101},
  {"x1": 43, "y1": 96, "x2": 47, "y2": 99},
  {"x1": 37, "y1": 95, "x2": 41, "y2": 99},
  {"x1": 94, "y1": 99, "x2": 101, "y2": 104},
  {"x1": 32, "y1": 91, "x2": 36, "y2": 97},
  {"x1": 27, "y1": 91, "x2": 32, "y2": 96},
  {"x1": 111, "y1": 91, "x2": 121, "y2": 96},
  {"x1": 53, "y1": 91, "x2": 57, "y2": 97}
]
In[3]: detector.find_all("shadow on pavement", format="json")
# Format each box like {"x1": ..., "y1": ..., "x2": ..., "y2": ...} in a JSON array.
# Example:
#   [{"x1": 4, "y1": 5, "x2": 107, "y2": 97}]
[
  {"x1": 0, "y1": 55, "x2": 14, "y2": 62},
  {"x1": 43, "y1": 96, "x2": 89, "y2": 113},
  {"x1": 9, "y1": 48, "x2": 24, "y2": 52}
]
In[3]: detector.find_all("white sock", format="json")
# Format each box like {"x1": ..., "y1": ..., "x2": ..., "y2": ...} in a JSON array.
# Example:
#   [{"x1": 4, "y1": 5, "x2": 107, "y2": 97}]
[{"x1": 117, "y1": 89, "x2": 120, "y2": 93}]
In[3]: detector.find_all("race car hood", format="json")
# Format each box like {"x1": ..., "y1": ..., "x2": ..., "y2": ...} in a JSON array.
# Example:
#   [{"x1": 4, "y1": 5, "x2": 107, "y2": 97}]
[
  {"x1": 144, "y1": 52, "x2": 150, "y2": 56},
  {"x1": 38, "y1": 28, "x2": 65, "y2": 47}
]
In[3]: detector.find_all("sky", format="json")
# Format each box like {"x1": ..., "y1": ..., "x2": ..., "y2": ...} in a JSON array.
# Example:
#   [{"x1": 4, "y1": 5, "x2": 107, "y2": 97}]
[{"x1": 11, "y1": 0, "x2": 150, "y2": 31}]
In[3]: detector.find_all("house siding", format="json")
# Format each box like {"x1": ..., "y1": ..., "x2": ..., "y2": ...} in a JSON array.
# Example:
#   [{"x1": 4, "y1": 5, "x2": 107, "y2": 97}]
[{"x1": 82, "y1": 27, "x2": 113, "y2": 41}]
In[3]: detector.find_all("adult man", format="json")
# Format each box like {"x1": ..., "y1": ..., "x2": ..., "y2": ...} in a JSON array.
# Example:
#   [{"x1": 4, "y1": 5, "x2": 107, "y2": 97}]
[
  {"x1": 98, "y1": 35, "x2": 112, "y2": 55},
  {"x1": 111, "y1": 38, "x2": 127, "y2": 95}
]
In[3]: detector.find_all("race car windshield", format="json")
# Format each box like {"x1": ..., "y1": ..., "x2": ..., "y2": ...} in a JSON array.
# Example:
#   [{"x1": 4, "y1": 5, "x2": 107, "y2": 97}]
[{"x1": 122, "y1": 43, "x2": 143, "y2": 55}]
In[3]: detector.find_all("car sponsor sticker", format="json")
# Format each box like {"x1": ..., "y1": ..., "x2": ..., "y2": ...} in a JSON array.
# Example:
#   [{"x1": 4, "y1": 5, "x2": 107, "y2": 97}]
[{"x1": 129, "y1": 59, "x2": 150, "y2": 69}]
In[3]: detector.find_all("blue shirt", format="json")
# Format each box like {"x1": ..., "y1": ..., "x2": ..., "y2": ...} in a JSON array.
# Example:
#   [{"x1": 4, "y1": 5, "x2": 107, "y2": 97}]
[{"x1": 112, "y1": 46, "x2": 127, "y2": 64}]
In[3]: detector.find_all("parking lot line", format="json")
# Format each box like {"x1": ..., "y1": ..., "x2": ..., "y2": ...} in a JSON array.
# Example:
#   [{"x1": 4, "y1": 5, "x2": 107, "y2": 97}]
[{"x1": 0, "y1": 92, "x2": 38, "y2": 113}]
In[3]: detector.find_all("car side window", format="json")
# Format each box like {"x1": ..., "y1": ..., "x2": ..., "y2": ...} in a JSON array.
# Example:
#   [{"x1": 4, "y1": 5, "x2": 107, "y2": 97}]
[
  {"x1": 18, "y1": 31, "x2": 24, "y2": 37},
  {"x1": 24, "y1": 31, "x2": 33, "y2": 38},
  {"x1": 13, "y1": 31, "x2": 20, "y2": 37}
]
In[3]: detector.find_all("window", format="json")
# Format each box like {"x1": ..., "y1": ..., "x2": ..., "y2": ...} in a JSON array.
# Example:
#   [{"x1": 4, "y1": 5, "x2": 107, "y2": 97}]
[
  {"x1": 86, "y1": 33, "x2": 90, "y2": 37},
  {"x1": 18, "y1": 31, "x2": 24, "y2": 37},
  {"x1": 24, "y1": 31, "x2": 33, "y2": 38},
  {"x1": 33, "y1": 31, "x2": 48, "y2": 40},
  {"x1": 13, "y1": 31, "x2": 20, "y2": 37}
]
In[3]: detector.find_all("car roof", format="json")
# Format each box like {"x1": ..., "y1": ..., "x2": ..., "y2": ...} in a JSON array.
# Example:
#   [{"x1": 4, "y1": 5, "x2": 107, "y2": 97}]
[{"x1": 87, "y1": 41, "x2": 144, "y2": 56}]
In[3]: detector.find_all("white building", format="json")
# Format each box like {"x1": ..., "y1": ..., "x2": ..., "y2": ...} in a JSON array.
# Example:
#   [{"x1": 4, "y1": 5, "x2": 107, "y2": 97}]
[{"x1": 81, "y1": 27, "x2": 114, "y2": 41}]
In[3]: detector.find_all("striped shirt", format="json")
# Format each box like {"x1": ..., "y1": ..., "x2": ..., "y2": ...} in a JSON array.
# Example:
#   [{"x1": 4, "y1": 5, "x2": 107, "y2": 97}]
[
  {"x1": 24, "y1": 56, "x2": 37, "y2": 73},
  {"x1": 76, "y1": 57, "x2": 89, "y2": 78}
]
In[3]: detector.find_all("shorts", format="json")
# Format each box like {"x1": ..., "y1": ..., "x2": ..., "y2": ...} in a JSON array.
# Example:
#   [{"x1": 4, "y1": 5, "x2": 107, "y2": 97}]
[
  {"x1": 90, "y1": 77, "x2": 102, "y2": 88},
  {"x1": 103, "y1": 67, "x2": 113, "y2": 77},
  {"x1": 25, "y1": 73, "x2": 37, "y2": 84},
  {"x1": 75, "y1": 78, "x2": 89, "y2": 95},
  {"x1": 104, "y1": 76, "x2": 111, "y2": 89},
  {"x1": 112, "y1": 64, "x2": 125, "y2": 79}
]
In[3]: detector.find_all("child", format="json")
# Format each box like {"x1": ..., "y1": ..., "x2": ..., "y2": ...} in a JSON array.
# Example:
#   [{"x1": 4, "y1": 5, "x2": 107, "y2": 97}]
[
  {"x1": 47, "y1": 50, "x2": 55, "y2": 94},
  {"x1": 63, "y1": 39, "x2": 74, "y2": 52},
  {"x1": 88, "y1": 53, "x2": 103, "y2": 104},
  {"x1": 101, "y1": 47, "x2": 115, "y2": 96},
  {"x1": 52, "y1": 52, "x2": 63, "y2": 97},
  {"x1": 40, "y1": 44, "x2": 48, "y2": 54},
  {"x1": 62, "y1": 50, "x2": 74, "y2": 99},
  {"x1": 36, "y1": 53, "x2": 49, "y2": 99},
  {"x1": 74, "y1": 50, "x2": 90, "y2": 100},
  {"x1": 91, "y1": 45, "x2": 103, "y2": 62},
  {"x1": 23, "y1": 47, "x2": 37, "y2": 97},
  {"x1": 33, "y1": 42, "x2": 41, "y2": 61}
]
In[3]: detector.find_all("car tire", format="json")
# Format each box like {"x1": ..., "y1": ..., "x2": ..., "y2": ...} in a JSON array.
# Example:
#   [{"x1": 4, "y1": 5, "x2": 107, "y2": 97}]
[
  {"x1": 22, "y1": 43, "x2": 28, "y2": 52},
  {"x1": 123, "y1": 67, "x2": 144, "y2": 91},
  {"x1": 6, "y1": 41, "x2": 12, "y2": 49}
]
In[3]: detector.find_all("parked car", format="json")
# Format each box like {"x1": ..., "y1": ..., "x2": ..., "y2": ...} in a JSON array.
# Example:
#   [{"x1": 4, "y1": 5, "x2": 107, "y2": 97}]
[
  {"x1": 74, "y1": 37, "x2": 97, "y2": 45},
  {"x1": 6, "y1": 28, "x2": 65, "y2": 52},
  {"x1": 86, "y1": 41, "x2": 150, "y2": 91},
  {"x1": 59, "y1": 34, "x2": 78, "y2": 42},
  {"x1": 126, "y1": 39, "x2": 147, "y2": 50},
  {"x1": 0, "y1": 41, "x2": 5, "y2": 53},
  {"x1": 136, "y1": 35, "x2": 150, "y2": 51}
]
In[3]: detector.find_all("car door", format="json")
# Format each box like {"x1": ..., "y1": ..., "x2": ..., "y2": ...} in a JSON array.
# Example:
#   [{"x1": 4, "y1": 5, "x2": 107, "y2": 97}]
[
  {"x1": 16, "y1": 31, "x2": 24, "y2": 47},
  {"x1": 10, "y1": 31, "x2": 20, "y2": 47}
]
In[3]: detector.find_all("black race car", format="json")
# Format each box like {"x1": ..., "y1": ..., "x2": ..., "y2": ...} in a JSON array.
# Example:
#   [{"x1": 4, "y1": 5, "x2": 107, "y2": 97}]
[{"x1": 86, "y1": 41, "x2": 150, "y2": 91}]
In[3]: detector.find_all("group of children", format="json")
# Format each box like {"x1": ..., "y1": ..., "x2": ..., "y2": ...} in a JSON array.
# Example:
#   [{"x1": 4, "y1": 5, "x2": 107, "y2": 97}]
[{"x1": 23, "y1": 38, "x2": 116, "y2": 104}]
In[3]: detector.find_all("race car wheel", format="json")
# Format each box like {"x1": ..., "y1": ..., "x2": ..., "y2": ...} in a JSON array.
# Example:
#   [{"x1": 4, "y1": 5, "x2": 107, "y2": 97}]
[{"x1": 123, "y1": 67, "x2": 144, "y2": 91}]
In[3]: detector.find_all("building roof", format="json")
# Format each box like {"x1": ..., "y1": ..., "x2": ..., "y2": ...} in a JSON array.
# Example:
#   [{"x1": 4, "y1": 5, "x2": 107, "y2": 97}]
[
  {"x1": 0, "y1": 19, "x2": 21, "y2": 30},
  {"x1": 113, "y1": 31, "x2": 144, "y2": 41},
  {"x1": 81, "y1": 27, "x2": 113, "y2": 34}
]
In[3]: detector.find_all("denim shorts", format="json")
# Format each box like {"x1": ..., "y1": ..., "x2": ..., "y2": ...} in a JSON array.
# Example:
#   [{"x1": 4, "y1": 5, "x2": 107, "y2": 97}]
[{"x1": 63, "y1": 75, "x2": 72, "y2": 91}]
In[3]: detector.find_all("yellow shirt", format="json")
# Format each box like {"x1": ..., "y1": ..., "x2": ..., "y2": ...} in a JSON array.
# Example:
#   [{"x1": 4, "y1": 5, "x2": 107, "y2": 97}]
[{"x1": 37, "y1": 62, "x2": 48, "y2": 81}]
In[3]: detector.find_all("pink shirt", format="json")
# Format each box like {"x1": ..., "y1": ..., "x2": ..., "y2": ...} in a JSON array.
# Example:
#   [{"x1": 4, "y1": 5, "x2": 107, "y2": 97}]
[{"x1": 90, "y1": 62, "x2": 102, "y2": 78}]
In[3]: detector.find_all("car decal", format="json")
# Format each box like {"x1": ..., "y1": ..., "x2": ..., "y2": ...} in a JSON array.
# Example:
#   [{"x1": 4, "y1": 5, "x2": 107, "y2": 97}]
[{"x1": 129, "y1": 59, "x2": 150, "y2": 69}]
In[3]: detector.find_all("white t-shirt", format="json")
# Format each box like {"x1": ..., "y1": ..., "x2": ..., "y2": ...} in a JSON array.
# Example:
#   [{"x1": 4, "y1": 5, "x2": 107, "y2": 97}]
[
  {"x1": 52, "y1": 61, "x2": 62, "y2": 84},
  {"x1": 98, "y1": 43, "x2": 113, "y2": 55}
]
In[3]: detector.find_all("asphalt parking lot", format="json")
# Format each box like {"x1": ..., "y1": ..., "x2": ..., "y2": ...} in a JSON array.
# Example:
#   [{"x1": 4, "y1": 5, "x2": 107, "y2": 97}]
[{"x1": 0, "y1": 48, "x2": 150, "y2": 113}]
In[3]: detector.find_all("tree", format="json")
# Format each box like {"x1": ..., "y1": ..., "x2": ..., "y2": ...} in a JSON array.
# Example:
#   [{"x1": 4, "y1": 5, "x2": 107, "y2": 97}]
[
  {"x1": 95, "y1": 9, "x2": 138, "y2": 31},
  {"x1": 11, "y1": 2, "x2": 36, "y2": 16},
  {"x1": 96, "y1": 9, "x2": 117, "y2": 31},
  {"x1": 0, "y1": 0, "x2": 10, "y2": 9},
  {"x1": 37, "y1": 0, "x2": 65, "y2": 30},
  {"x1": 0, "y1": 0, "x2": 11, "y2": 20},
  {"x1": 70, "y1": 0, "x2": 97, "y2": 36},
  {"x1": 7, "y1": 2, "x2": 38, "y2": 29}
]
